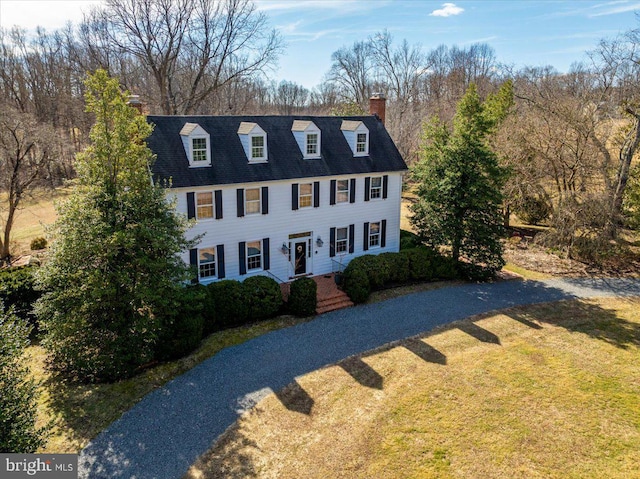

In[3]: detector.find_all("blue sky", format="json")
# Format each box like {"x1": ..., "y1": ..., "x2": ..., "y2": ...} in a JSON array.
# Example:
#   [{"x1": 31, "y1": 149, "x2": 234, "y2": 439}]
[{"x1": 2, "y1": 0, "x2": 640, "y2": 89}]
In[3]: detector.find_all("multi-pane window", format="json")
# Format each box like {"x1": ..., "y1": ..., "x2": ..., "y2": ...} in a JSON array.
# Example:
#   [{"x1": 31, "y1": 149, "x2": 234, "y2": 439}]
[
  {"x1": 251, "y1": 135, "x2": 265, "y2": 160},
  {"x1": 356, "y1": 133, "x2": 367, "y2": 153},
  {"x1": 336, "y1": 179, "x2": 349, "y2": 203},
  {"x1": 369, "y1": 222, "x2": 381, "y2": 248},
  {"x1": 306, "y1": 133, "x2": 318, "y2": 156},
  {"x1": 299, "y1": 183, "x2": 313, "y2": 208},
  {"x1": 199, "y1": 247, "x2": 216, "y2": 278},
  {"x1": 336, "y1": 227, "x2": 348, "y2": 253},
  {"x1": 370, "y1": 176, "x2": 382, "y2": 199},
  {"x1": 245, "y1": 188, "x2": 261, "y2": 215},
  {"x1": 192, "y1": 138, "x2": 208, "y2": 162},
  {"x1": 196, "y1": 192, "x2": 214, "y2": 219},
  {"x1": 246, "y1": 241, "x2": 262, "y2": 270}
]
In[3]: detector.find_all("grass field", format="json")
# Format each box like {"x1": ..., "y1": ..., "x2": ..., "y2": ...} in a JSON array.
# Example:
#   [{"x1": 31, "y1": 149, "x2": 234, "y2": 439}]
[
  {"x1": 2, "y1": 188, "x2": 70, "y2": 256},
  {"x1": 185, "y1": 297, "x2": 640, "y2": 479}
]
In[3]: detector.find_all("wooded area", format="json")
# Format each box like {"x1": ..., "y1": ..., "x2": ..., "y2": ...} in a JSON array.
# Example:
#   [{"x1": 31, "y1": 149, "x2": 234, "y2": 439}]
[{"x1": 1, "y1": 0, "x2": 639, "y2": 263}]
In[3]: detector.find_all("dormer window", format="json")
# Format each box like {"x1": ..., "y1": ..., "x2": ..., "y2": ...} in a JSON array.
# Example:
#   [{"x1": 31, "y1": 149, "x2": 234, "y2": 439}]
[
  {"x1": 180, "y1": 123, "x2": 211, "y2": 167},
  {"x1": 192, "y1": 138, "x2": 208, "y2": 162},
  {"x1": 340, "y1": 120, "x2": 369, "y2": 157},
  {"x1": 356, "y1": 133, "x2": 368, "y2": 154},
  {"x1": 292, "y1": 120, "x2": 321, "y2": 159},
  {"x1": 306, "y1": 133, "x2": 318, "y2": 156},
  {"x1": 238, "y1": 122, "x2": 268, "y2": 163},
  {"x1": 251, "y1": 135, "x2": 265, "y2": 160}
]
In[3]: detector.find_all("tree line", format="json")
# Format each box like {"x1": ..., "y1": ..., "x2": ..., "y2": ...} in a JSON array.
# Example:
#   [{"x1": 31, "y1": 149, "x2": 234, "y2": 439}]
[{"x1": 1, "y1": 0, "x2": 640, "y2": 262}]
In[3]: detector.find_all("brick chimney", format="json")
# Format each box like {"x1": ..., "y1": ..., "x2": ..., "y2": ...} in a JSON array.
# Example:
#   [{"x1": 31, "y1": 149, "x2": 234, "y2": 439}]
[
  {"x1": 128, "y1": 94, "x2": 143, "y2": 115},
  {"x1": 369, "y1": 93, "x2": 386, "y2": 124}
]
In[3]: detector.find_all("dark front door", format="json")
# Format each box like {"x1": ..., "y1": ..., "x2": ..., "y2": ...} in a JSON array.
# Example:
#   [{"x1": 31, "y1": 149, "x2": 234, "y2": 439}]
[{"x1": 294, "y1": 241, "x2": 307, "y2": 275}]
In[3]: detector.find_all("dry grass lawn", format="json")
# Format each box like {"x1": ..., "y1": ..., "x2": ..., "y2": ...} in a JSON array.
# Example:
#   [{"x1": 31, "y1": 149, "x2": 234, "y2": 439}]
[
  {"x1": 185, "y1": 297, "x2": 640, "y2": 479},
  {"x1": 2, "y1": 188, "x2": 70, "y2": 256}
]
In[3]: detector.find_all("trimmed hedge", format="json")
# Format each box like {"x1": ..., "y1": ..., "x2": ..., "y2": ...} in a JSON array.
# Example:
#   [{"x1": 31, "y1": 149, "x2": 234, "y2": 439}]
[
  {"x1": 342, "y1": 247, "x2": 460, "y2": 304},
  {"x1": 288, "y1": 277, "x2": 317, "y2": 317},
  {"x1": 244, "y1": 275, "x2": 283, "y2": 321},
  {"x1": 342, "y1": 265, "x2": 371, "y2": 304},
  {"x1": 203, "y1": 280, "x2": 249, "y2": 333},
  {"x1": 399, "y1": 229, "x2": 422, "y2": 250},
  {"x1": 156, "y1": 285, "x2": 205, "y2": 361}
]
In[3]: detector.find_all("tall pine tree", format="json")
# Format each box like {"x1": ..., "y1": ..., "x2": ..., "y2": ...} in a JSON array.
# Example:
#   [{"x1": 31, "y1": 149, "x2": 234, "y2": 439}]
[
  {"x1": 36, "y1": 70, "x2": 193, "y2": 382},
  {"x1": 410, "y1": 82, "x2": 512, "y2": 277}
]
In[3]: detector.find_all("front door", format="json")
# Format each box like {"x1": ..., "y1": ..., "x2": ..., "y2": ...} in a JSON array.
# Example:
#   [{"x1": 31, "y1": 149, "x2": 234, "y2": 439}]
[{"x1": 294, "y1": 241, "x2": 307, "y2": 275}]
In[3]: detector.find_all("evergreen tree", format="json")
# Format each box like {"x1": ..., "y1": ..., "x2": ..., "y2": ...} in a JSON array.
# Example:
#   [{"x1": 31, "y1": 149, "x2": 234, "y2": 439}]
[
  {"x1": 410, "y1": 82, "x2": 512, "y2": 277},
  {"x1": 36, "y1": 70, "x2": 193, "y2": 382},
  {"x1": 0, "y1": 307, "x2": 47, "y2": 452}
]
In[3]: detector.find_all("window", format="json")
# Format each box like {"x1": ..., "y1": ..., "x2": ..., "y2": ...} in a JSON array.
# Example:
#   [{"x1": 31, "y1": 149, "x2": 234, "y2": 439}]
[
  {"x1": 306, "y1": 133, "x2": 318, "y2": 156},
  {"x1": 336, "y1": 179, "x2": 349, "y2": 203},
  {"x1": 356, "y1": 133, "x2": 368, "y2": 153},
  {"x1": 196, "y1": 192, "x2": 214, "y2": 219},
  {"x1": 299, "y1": 183, "x2": 313, "y2": 208},
  {"x1": 192, "y1": 138, "x2": 208, "y2": 162},
  {"x1": 251, "y1": 135, "x2": 265, "y2": 160},
  {"x1": 370, "y1": 176, "x2": 382, "y2": 199},
  {"x1": 198, "y1": 247, "x2": 216, "y2": 278},
  {"x1": 336, "y1": 227, "x2": 348, "y2": 254},
  {"x1": 369, "y1": 222, "x2": 381, "y2": 248},
  {"x1": 246, "y1": 241, "x2": 262, "y2": 271},
  {"x1": 245, "y1": 188, "x2": 261, "y2": 215}
]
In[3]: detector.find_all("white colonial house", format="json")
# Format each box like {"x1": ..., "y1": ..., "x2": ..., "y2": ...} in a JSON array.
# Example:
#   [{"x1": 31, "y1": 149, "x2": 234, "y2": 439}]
[{"x1": 147, "y1": 96, "x2": 408, "y2": 284}]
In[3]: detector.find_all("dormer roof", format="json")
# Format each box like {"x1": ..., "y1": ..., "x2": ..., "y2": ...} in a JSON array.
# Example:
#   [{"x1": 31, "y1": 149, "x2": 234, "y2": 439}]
[{"x1": 147, "y1": 115, "x2": 407, "y2": 188}]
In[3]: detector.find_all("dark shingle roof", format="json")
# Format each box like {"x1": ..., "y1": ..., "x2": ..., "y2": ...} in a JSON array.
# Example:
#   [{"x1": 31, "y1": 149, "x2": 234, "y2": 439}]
[{"x1": 147, "y1": 115, "x2": 407, "y2": 188}]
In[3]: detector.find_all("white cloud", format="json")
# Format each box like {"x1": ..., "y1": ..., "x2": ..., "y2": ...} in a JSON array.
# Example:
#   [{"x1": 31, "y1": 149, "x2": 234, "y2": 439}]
[
  {"x1": 430, "y1": 2, "x2": 464, "y2": 17},
  {"x1": 589, "y1": 2, "x2": 640, "y2": 17}
]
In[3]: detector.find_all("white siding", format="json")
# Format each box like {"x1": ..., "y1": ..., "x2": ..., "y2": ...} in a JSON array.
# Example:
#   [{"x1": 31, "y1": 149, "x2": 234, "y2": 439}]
[{"x1": 174, "y1": 172, "x2": 403, "y2": 284}]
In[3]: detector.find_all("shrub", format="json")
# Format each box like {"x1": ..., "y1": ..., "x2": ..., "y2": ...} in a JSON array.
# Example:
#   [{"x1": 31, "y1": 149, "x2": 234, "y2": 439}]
[
  {"x1": 288, "y1": 277, "x2": 317, "y2": 317},
  {"x1": 203, "y1": 280, "x2": 249, "y2": 333},
  {"x1": 155, "y1": 285, "x2": 205, "y2": 361},
  {"x1": 30, "y1": 237, "x2": 47, "y2": 250},
  {"x1": 380, "y1": 252, "x2": 410, "y2": 283},
  {"x1": 399, "y1": 229, "x2": 422, "y2": 250},
  {"x1": 0, "y1": 267, "x2": 40, "y2": 335},
  {"x1": 243, "y1": 275, "x2": 283, "y2": 321},
  {"x1": 346, "y1": 255, "x2": 390, "y2": 290},
  {"x1": 342, "y1": 263, "x2": 371, "y2": 304},
  {"x1": 0, "y1": 308, "x2": 48, "y2": 452},
  {"x1": 513, "y1": 195, "x2": 552, "y2": 225},
  {"x1": 404, "y1": 247, "x2": 437, "y2": 281}
]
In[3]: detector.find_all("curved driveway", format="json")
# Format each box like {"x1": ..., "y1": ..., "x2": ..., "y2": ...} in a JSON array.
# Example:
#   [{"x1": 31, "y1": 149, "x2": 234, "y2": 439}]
[{"x1": 79, "y1": 278, "x2": 640, "y2": 479}]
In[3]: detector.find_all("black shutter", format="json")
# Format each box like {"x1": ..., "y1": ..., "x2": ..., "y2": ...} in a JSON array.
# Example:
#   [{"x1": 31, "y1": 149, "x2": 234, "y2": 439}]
[
  {"x1": 189, "y1": 248, "x2": 199, "y2": 283},
  {"x1": 363, "y1": 222, "x2": 369, "y2": 251},
  {"x1": 381, "y1": 219, "x2": 387, "y2": 248},
  {"x1": 239, "y1": 242, "x2": 246, "y2": 275},
  {"x1": 292, "y1": 183, "x2": 299, "y2": 210},
  {"x1": 383, "y1": 175, "x2": 389, "y2": 199},
  {"x1": 364, "y1": 177, "x2": 371, "y2": 202},
  {"x1": 330, "y1": 180, "x2": 336, "y2": 205},
  {"x1": 349, "y1": 224, "x2": 355, "y2": 253},
  {"x1": 236, "y1": 189, "x2": 244, "y2": 217},
  {"x1": 216, "y1": 245, "x2": 225, "y2": 279},
  {"x1": 313, "y1": 181, "x2": 320, "y2": 207},
  {"x1": 214, "y1": 190, "x2": 223, "y2": 219},
  {"x1": 329, "y1": 227, "x2": 336, "y2": 257},
  {"x1": 263, "y1": 238, "x2": 270, "y2": 270},
  {"x1": 261, "y1": 186, "x2": 269, "y2": 215},
  {"x1": 349, "y1": 178, "x2": 356, "y2": 203},
  {"x1": 187, "y1": 192, "x2": 196, "y2": 219}
]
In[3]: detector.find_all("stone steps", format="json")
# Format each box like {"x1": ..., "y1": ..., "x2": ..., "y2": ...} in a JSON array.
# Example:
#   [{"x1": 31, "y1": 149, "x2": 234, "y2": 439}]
[{"x1": 316, "y1": 292, "x2": 354, "y2": 314}]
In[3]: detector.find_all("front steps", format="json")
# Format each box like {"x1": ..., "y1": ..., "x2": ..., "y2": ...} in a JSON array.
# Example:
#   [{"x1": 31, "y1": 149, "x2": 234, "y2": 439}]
[{"x1": 312, "y1": 273, "x2": 354, "y2": 314}]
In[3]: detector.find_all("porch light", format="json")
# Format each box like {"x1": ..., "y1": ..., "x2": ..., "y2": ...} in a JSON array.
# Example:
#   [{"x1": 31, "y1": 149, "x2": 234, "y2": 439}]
[
  {"x1": 281, "y1": 243, "x2": 290, "y2": 255},
  {"x1": 316, "y1": 236, "x2": 324, "y2": 247}
]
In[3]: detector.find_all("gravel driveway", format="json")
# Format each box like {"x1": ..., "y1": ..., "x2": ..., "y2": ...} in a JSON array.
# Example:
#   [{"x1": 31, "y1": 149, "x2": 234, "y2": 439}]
[{"x1": 78, "y1": 277, "x2": 640, "y2": 479}]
